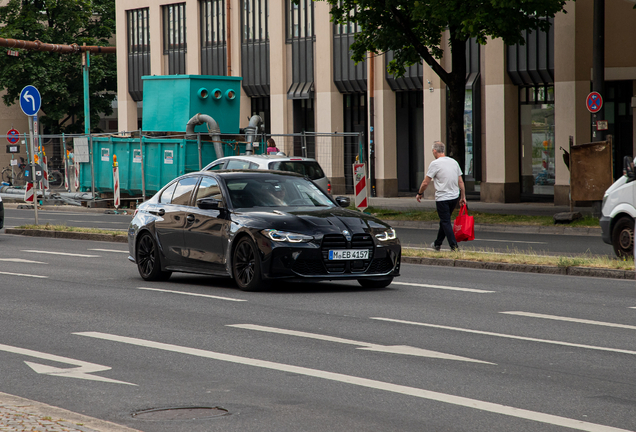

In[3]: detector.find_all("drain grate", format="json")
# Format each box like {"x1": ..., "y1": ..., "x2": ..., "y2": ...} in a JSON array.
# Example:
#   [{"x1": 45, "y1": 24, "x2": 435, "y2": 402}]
[{"x1": 132, "y1": 406, "x2": 229, "y2": 421}]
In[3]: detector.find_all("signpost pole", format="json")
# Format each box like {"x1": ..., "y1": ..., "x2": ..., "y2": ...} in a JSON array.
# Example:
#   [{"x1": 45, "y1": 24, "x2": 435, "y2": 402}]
[{"x1": 28, "y1": 116, "x2": 38, "y2": 224}]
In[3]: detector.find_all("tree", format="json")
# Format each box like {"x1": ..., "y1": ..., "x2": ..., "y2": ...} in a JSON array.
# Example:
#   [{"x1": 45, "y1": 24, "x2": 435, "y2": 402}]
[
  {"x1": 325, "y1": 0, "x2": 568, "y2": 174},
  {"x1": 0, "y1": 0, "x2": 116, "y2": 134}
]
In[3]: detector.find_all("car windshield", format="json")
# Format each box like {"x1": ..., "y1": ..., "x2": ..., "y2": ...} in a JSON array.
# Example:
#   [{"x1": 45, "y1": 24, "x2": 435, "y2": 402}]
[
  {"x1": 225, "y1": 175, "x2": 334, "y2": 209},
  {"x1": 268, "y1": 161, "x2": 325, "y2": 180}
]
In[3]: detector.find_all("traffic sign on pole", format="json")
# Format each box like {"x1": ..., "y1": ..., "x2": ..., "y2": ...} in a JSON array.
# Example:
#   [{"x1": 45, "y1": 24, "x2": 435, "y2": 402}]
[
  {"x1": 586, "y1": 92, "x2": 603, "y2": 113},
  {"x1": 6, "y1": 129, "x2": 19, "y2": 144},
  {"x1": 20, "y1": 85, "x2": 41, "y2": 116}
]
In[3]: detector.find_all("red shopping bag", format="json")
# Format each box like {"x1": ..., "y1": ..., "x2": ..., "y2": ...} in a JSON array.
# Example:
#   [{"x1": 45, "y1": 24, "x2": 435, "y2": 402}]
[{"x1": 453, "y1": 204, "x2": 475, "y2": 242}]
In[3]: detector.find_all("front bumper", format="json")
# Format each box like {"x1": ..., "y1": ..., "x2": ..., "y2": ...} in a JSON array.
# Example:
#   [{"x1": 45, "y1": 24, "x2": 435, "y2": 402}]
[{"x1": 600, "y1": 215, "x2": 612, "y2": 245}]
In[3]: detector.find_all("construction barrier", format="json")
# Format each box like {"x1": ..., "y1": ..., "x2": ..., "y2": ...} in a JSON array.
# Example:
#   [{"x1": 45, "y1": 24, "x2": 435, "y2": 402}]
[
  {"x1": 24, "y1": 182, "x2": 34, "y2": 203},
  {"x1": 353, "y1": 162, "x2": 368, "y2": 211},
  {"x1": 113, "y1": 155, "x2": 120, "y2": 208}
]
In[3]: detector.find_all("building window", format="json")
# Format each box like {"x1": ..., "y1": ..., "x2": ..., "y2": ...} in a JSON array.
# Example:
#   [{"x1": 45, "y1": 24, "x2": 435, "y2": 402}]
[
  {"x1": 126, "y1": 8, "x2": 150, "y2": 102},
  {"x1": 201, "y1": 0, "x2": 226, "y2": 75},
  {"x1": 519, "y1": 85, "x2": 555, "y2": 196},
  {"x1": 286, "y1": 0, "x2": 313, "y2": 40},
  {"x1": 163, "y1": 3, "x2": 186, "y2": 75},
  {"x1": 242, "y1": 0, "x2": 268, "y2": 42}
]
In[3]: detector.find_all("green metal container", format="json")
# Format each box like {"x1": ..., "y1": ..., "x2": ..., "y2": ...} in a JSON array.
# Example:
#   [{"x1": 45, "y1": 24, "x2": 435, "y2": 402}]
[{"x1": 141, "y1": 75, "x2": 243, "y2": 134}]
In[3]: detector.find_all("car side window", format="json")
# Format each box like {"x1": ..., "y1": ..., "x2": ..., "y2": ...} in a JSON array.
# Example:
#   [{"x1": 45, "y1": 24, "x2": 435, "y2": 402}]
[
  {"x1": 159, "y1": 181, "x2": 178, "y2": 204},
  {"x1": 172, "y1": 177, "x2": 199, "y2": 206},
  {"x1": 207, "y1": 162, "x2": 224, "y2": 171},
  {"x1": 226, "y1": 159, "x2": 251, "y2": 170},
  {"x1": 196, "y1": 177, "x2": 223, "y2": 202},
  {"x1": 249, "y1": 162, "x2": 259, "y2": 169}
]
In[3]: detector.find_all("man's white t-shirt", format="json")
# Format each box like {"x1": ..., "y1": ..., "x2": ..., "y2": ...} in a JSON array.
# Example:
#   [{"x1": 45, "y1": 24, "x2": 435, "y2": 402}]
[{"x1": 426, "y1": 156, "x2": 463, "y2": 201}]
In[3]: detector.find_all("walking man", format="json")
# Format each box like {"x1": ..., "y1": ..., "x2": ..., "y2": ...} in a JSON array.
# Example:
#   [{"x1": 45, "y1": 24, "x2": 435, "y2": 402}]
[{"x1": 415, "y1": 141, "x2": 466, "y2": 251}]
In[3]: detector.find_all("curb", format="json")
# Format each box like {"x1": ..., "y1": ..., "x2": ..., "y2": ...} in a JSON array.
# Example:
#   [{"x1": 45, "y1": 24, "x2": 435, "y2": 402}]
[
  {"x1": 5, "y1": 228, "x2": 128, "y2": 243},
  {"x1": 4, "y1": 229, "x2": 630, "y2": 280},
  {"x1": 402, "y1": 256, "x2": 635, "y2": 280},
  {"x1": 387, "y1": 220, "x2": 602, "y2": 237}
]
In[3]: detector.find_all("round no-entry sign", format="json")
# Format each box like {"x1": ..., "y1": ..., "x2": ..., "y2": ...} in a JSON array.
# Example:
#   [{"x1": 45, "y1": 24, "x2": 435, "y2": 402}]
[
  {"x1": 586, "y1": 92, "x2": 603, "y2": 113},
  {"x1": 6, "y1": 129, "x2": 19, "y2": 144}
]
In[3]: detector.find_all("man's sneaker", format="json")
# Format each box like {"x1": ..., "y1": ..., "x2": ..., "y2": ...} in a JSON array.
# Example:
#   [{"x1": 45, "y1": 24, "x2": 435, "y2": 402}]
[
  {"x1": 430, "y1": 242, "x2": 441, "y2": 251},
  {"x1": 451, "y1": 245, "x2": 460, "y2": 252}
]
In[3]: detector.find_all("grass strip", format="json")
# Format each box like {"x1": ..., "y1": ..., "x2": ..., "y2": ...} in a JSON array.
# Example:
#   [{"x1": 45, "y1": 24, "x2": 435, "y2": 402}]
[
  {"x1": 16, "y1": 224, "x2": 126, "y2": 237},
  {"x1": 403, "y1": 247, "x2": 633, "y2": 270},
  {"x1": 361, "y1": 206, "x2": 600, "y2": 227}
]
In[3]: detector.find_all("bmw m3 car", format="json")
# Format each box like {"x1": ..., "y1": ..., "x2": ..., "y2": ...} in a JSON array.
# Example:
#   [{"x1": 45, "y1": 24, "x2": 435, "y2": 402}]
[{"x1": 128, "y1": 170, "x2": 401, "y2": 291}]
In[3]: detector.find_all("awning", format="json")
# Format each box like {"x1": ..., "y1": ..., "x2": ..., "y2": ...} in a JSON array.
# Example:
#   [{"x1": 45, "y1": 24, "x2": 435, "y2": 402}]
[{"x1": 287, "y1": 82, "x2": 314, "y2": 99}]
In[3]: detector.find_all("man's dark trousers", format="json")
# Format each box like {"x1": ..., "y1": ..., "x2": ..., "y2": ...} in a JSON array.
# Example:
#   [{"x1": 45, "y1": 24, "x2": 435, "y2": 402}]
[{"x1": 433, "y1": 197, "x2": 459, "y2": 249}]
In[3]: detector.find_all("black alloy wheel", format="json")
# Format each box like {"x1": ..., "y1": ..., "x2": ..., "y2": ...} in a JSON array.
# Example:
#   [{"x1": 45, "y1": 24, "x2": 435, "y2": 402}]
[
  {"x1": 357, "y1": 277, "x2": 394, "y2": 289},
  {"x1": 612, "y1": 217, "x2": 634, "y2": 257},
  {"x1": 136, "y1": 232, "x2": 172, "y2": 281},
  {"x1": 233, "y1": 236, "x2": 267, "y2": 291}
]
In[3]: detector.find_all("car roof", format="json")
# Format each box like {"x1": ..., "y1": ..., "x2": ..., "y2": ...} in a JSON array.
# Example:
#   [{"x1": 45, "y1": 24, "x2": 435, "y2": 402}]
[
  {"x1": 213, "y1": 155, "x2": 318, "y2": 162},
  {"x1": 201, "y1": 169, "x2": 304, "y2": 179}
]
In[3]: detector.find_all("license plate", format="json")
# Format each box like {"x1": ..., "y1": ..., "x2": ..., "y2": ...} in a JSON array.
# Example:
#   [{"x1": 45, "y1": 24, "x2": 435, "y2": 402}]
[{"x1": 329, "y1": 249, "x2": 369, "y2": 260}]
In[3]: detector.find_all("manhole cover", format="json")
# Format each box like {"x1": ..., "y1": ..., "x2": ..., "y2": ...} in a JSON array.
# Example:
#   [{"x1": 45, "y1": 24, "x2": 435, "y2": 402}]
[{"x1": 132, "y1": 406, "x2": 229, "y2": 421}]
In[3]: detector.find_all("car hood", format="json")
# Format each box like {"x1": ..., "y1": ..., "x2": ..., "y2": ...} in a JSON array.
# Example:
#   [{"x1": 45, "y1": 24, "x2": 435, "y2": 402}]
[{"x1": 233, "y1": 206, "x2": 393, "y2": 235}]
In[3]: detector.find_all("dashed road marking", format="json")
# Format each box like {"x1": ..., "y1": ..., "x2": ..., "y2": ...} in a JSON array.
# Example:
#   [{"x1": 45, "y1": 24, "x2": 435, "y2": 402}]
[
  {"x1": 391, "y1": 281, "x2": 495, "y2": 293},
  {"x1": 501, "y1": 311, "x2": 636, "y2": 330},
  {"x1": 21, "y1": 250, "x2": 100, "y2": 258},
  {"x1": 138, "y1": 287, "x2": 246, "y2": 302},
  {"x1": 0, "y1": 271, "x2": 47, "y2": 278}
]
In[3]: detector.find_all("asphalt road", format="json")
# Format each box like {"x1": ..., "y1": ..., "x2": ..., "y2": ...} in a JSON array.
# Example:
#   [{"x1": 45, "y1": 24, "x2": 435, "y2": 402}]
[
  {"x1": 0, "y1": 233, "x2": 635, "y2": 432},
  {"x1": 3, "y1": 206, "x2": 614, "y2": 257}
]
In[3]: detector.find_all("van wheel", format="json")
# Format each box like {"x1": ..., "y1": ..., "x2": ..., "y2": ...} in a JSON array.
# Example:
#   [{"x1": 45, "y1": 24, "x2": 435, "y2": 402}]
[{"x1": 612, "y1": 217, "x2": 634, "y2": 257}]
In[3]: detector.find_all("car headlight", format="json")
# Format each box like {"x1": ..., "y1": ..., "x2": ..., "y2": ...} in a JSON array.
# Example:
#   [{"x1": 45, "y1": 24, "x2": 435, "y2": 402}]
[
  {"x1": 375, "y1": 227, "x2": 397, "y2": 241},
  {"x1": 262, "y1": 229, "x2": 313, "y2": 243}
]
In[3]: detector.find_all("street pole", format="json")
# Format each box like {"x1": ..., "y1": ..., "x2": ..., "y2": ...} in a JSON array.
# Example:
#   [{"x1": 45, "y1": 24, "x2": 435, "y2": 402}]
[
  {"x1": 592, "y1": 0, "x2": 605, "y2": 142},
  {"x1": 28, "y1": 116, "x2": 38, "y2": 224},
  {"x1": 83, "y1": 47, "x2": 91, "y2": 135}
]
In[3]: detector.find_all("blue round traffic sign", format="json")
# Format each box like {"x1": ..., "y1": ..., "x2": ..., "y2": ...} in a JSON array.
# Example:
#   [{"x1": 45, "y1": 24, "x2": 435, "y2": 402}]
[
  {"x1": 19, "y1": 85, "x2": 41, "y2": 116},
  {"x1": 6, "y1": 129, "x2": 19, "y2": 144},
  {"x1": 586, "y1": 91, "x2": 603, "y2": 114}
]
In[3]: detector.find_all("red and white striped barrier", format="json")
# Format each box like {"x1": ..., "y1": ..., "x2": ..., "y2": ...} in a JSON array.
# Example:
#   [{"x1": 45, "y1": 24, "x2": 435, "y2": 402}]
[
  {"x1": 74, "y1": 160, "x2": 80, "y2": 191},
  {"x1": 353, "y1": 162, "x2": 368, "y2": 211},
  {"x1": 113, "y1": 155, "x2": 120, "y2": 208},
  {"x1": 64, "y1": 150, "x2": 70, "y2": 190},
  {"x1": 24, "y1": 182, "x2": 34, "y2": 203},
  {"x1": 41, "y1": 154, "x2": 49, "y2": 191}
]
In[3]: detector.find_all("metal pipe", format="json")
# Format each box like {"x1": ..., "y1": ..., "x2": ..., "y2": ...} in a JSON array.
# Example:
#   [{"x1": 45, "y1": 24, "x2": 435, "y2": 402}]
[
  {"x1": 0, "y1": 37, "x2": 115, "y2": 53},
  {"x1": 186, "y1": 113, "x2": 222, "y2": 159},
  {"x1": 243, "y1": 115, "x2": 263, "y2": 155}
]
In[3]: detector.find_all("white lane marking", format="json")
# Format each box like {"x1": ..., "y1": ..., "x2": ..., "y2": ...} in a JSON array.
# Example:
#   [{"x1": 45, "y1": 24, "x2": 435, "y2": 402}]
[
  {"x1": 138, "y1": 287, "x2": 246, "y2": 302},
  {"x1": 391, "y1": 282, "x2": 495, "y2": 293},
  {"x1": 75, "y1": 331, "x2": 630, "y2": 432},
  {"x1": 630, "y1": 307, "x2": 636, "y2": 310},
  {"x1": 0, "y1": 271, "x2": 48, "y2": 279},
  {"x1": 228, "y1": 324, "x2": 493, "y2": 364},
  {"x1": 501, "y1": 311, "x2": 636, "y2": 330},
  {"x1": 371, "y1": 317, "x2": 636, "y2": 356},
  {"x1": 88, "y1": 249, "x2": 128, "y2": 253},
  {"x1": 0, "y1": 258, "x2": 47, "y2": 264},
  {"x1": 21, "y1": 250, "x2": 101, "y2": 258},
  {"x1": 0, "y1": 342, "x2": 135, "y2": 385}
]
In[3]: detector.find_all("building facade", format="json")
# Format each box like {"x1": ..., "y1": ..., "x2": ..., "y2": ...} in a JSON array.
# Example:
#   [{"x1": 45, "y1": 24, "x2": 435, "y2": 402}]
[{"x1": 114, "y1": 0, "x2": 636, "y2": 203}]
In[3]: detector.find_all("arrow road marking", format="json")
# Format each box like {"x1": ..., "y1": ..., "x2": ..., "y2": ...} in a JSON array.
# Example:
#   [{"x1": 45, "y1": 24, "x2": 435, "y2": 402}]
[
  {"x1": 501, "y1": 311, "x2": 636, "y2": 330},
  {"x1": 371, "y1": 317, "x2": 636, "y2": 356},
  {"x1": 75, "y1": 331, "x2": 631, "y2": 432},
  {"x1": 0, "y1": 343, "x2": 135, "y2": 385},
  {"x1": 227, "y1": 324, "x2": 494, "y2": 364},
  {"x1": 23, "y1": 91, "x2": 35, "y2": 111}
]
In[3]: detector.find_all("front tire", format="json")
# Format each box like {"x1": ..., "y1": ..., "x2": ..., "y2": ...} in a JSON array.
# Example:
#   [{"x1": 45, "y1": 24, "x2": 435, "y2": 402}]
[
  {"x1": 357, "y1": 277, "x2": 393, "y2": 289},
  {"x1": 136, "y1": 232, "x2": 172, "y2": 281},
  {"x1": 233, "y1": 236, "x2": 268, "y2": 291},
  {"x1": 612, "y1": 217, "x2": 634, "y2": 257}
]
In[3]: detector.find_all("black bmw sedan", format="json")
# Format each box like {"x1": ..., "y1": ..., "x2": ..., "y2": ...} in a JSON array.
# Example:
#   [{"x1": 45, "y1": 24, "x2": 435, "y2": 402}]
[{"x1": 128, "y1": 170, "x2": 401, "y2": 291}]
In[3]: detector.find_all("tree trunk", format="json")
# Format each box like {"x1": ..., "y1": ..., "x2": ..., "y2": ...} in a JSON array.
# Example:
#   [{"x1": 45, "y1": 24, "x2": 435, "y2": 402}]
[{"x1": 446, "y1": 35, "x2": 467, "y2": 176}]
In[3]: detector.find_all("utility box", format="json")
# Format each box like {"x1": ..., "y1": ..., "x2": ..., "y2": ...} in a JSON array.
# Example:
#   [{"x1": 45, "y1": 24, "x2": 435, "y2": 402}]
[
  {"x1": 141, "y1": 75, "x2": 243, "y2": 134},
  {"x1": 570, "y1": 136, "x2": 613, "y2": 202}
]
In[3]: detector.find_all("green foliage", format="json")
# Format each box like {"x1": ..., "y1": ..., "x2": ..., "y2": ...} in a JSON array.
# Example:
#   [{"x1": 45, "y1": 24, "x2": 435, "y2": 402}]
[{"x1": 0, "y1": 0, "x2": 116, "y2": 133}]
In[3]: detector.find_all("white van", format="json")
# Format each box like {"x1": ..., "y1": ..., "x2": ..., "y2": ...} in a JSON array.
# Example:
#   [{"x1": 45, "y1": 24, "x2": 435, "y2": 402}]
[{"x1": 600, "y1": 157, "x2": 635, "y2": 256}]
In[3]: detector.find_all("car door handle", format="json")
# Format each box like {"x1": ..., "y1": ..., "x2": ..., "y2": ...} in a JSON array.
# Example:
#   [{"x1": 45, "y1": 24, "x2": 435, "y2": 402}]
[
  {"x1": 156, "y1": 208, "x2": 165, "y2": 216},
  {"x1": 186, "y1": 214, "x2": 195, "y2": 223}
]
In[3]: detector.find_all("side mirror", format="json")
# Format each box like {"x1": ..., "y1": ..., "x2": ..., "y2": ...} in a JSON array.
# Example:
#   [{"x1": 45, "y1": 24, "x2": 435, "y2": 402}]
[
  {"x1": 197, "y1": 197, "x2": 221, "y2": 210},
  {"x1": 624, "y1": 156, "x2": 635, "y2": 182},
  {"x1": 335, "y1": 196, "x2": 350, "y2": 207}
]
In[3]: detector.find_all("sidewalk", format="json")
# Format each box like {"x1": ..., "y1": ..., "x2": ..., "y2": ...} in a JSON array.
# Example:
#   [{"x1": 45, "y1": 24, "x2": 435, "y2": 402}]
[{"x1": 0, "y1": 392, "x2": 138, "y2": 432}]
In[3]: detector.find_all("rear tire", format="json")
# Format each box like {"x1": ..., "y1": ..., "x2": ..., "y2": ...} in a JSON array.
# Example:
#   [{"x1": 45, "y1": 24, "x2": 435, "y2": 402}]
[
  {"x1": 357, "y1": 277, "x2": 393, "y2": 289},
  {"x1": 612, "y1": 217, "x2": 634, "y2": 257},
  {"x1": 136, "y1": 232, "x2": 172, "y2": 281},
  {"x1": 233, "y1": 236, "x2": 268, "y2": 291}
]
